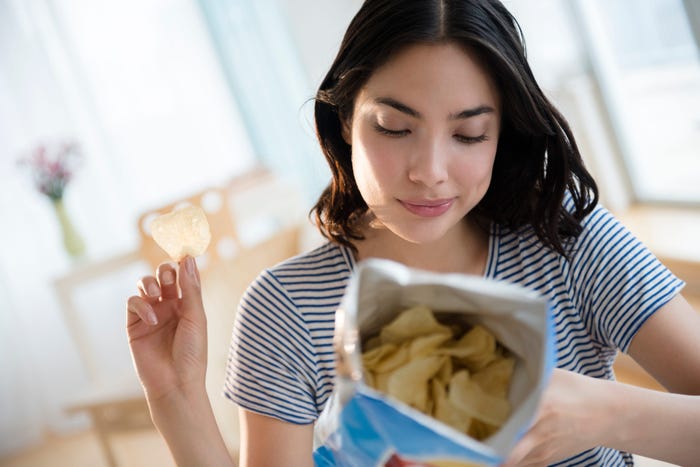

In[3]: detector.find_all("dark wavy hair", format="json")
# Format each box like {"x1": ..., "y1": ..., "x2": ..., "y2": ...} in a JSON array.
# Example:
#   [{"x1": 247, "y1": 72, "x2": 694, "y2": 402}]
[{"x1": 311, "y1": 0, "x2": 598, "y2": 257}]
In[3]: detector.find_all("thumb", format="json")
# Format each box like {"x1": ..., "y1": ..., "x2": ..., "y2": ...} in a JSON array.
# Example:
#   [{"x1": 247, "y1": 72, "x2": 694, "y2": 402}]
[{"x1": 179, "y1": 256, "x2": 204, "y2": 312}]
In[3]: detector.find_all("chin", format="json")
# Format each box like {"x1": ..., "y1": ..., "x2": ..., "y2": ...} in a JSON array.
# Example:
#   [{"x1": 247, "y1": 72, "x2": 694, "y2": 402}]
[{"x1": 392, "y1": 224, "x2": 452, "y2": 245}]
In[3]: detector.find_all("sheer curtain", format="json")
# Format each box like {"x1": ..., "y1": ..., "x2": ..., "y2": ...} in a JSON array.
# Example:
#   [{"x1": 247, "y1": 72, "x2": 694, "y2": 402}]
[
  {"x1": 197, "y1": 0, "x2": 330, "y2": 203},
  {"x1": 0, "y1": 0, "x2": 257, "y2": 455}
]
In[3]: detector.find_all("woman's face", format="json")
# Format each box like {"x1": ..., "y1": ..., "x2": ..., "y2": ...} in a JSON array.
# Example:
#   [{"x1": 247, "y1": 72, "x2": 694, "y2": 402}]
[{"x1": 346, "y1": 42, "x2": 501, "y2": 245}]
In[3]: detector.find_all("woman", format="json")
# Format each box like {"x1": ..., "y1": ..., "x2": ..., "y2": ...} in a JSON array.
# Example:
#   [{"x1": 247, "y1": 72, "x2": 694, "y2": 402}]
[{"x1": 126, "y1": 0, "x2": 700, "y2": 465}]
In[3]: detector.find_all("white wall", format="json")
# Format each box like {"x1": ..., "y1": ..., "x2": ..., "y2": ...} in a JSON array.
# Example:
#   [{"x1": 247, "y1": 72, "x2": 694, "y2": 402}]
[
  {"x1": 278, "y1": 0, "x2": 364, "y2": 90},
  {"x1": 279, "y1": 0, "x2": 585, "y2": 95}
]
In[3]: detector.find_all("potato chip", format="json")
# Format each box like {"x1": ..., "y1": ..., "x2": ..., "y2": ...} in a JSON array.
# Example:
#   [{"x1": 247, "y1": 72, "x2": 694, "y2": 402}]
[
  {"x1": 408, "y1": 333, "x2": 452, "y2": 359},
  {"x1": 374, "y1": 371, "x2": 392, "y2": 393},
  {"x1": 438, "y1": 325, "x2": 498, "y2": 371},
  {"x1": 150, "y1": 205, "x2": 211, "y2": 262},
  {"x1": 387, "y1": 355, "x2": 446, "y2": 412},
  {"x1": 468, "y1": 419, "x2": 499, "y2": 440},
  {"x1": 435, "y1": 355, "x2": 453, "y2": 386},
  {"x1": 362, "y1": 369, "x2": 376, "y2": 388},
  {"x1": 361, "y1": 306, "x2": 515, "y2": 441},
  {"x1": 363, "y1": 335, "x2": 383, "y2": 352},
  {"x1": 364, "y1": 343, "x2": 410, "y2": 374},
  {"x1": 379, "y1": 305, "x2": 451, "y2": 344},
  {"x1": 363, "y1": 342, "x2": 399, "y2": 369},
  {"x1": 472, "y1": 357, "x2": 515, "y2": 398},
  {"x1": 448, "y1": 370, "x2": 511, "y2": 427},
  {"x1": 432, "y1": 379, "x2": 471, "y2": 433}
]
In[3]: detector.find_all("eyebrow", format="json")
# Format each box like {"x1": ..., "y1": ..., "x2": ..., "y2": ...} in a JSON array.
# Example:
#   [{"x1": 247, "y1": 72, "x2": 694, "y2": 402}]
[{"x1": 374, "y1": 97, "x2": 494, "y2": 120}]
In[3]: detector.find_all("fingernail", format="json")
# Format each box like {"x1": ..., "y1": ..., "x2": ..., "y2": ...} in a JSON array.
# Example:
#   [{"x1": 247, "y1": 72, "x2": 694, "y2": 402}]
[
  {"x1": 147, "y1": 310, "x2": 158, "y2": 326},
  {"x1": 162, "y1": 269, "x2": 174, "y2": 285},
  {"x1": 147, "y1": 283, "x2": 159, "y2": 297},
  {"x1": 185, "y1": 257, "x2": 200, "y2": 287}
]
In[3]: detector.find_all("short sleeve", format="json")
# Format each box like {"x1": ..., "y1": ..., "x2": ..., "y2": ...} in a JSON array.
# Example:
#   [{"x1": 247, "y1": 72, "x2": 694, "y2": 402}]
[
  {"x1": 224, "y1": 268, "x2": 319, "y2": 424},
  {"x1": 572, "y1": 205, "x2": 685, "y2": 352}
]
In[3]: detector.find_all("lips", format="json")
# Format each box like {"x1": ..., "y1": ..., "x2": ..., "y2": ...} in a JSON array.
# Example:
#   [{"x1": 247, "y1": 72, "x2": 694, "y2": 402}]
[{"x1": 398, "y1": 198, "x2": 454, "y2": 217}]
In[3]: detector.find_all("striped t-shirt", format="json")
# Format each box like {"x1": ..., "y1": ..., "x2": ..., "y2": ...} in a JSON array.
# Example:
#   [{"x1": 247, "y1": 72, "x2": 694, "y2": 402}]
[{"x1": 224, "y1": 204, "x2": 684, "y2": 466}]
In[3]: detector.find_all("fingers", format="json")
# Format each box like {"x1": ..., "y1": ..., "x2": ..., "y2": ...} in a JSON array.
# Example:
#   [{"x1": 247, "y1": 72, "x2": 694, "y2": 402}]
[
  {"x1": 178, "y1": 256, "x2": 204, "y2": 314},
  {"x1": 130, "y1": 262, "x2": 177, "y2": 327},
  {"x1": 137, "y1": 275, "x2": 161, "y2": 304},
  {"x1": 137, "y1": 263, "x2": 179, "y2": 302},
  {"x1": 128, "y1": 258, "x2": 202, "y2": 327},
  {"x1": 127, "y1": 295, "x2": 158, "y2": 326},
  {"x1": 157, "y1": 262, "x2": 179, "y2": 299}
]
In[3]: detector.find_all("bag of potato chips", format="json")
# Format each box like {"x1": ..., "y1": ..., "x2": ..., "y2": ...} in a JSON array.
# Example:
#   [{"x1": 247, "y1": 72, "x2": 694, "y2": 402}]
[{"x1": 313, "y1": 259, "x2": 555, "y2": 467}]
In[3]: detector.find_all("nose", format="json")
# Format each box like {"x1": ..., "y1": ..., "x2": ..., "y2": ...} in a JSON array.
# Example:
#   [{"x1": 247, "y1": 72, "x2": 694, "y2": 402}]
[{"x1": 407, "y1": 137, "x2": 448, "y2": 187}]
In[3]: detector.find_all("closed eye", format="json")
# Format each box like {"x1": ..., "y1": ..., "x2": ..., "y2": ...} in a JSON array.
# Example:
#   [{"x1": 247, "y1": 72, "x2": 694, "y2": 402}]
[
  {"x1": 373, "y1": 122, "x2": 410, "y2": 137},
  {"x1": 454, "y1": 134, "x2": 488, "y2": 144}
]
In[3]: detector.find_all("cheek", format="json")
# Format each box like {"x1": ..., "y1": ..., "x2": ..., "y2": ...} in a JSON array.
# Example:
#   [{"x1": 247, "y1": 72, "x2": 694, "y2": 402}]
[
  {"x1": 455, "y1": 144, "x2": 497, "y2": 186},
  {"x1": 352, "y1": 128, "x2": 401, "y2": 177},
  {"x1": 350, "y1": 144, "x2": 381, "y2": 201},
  {"x1": 351, "y1": 149, "x2": 391, "y2": 201}
]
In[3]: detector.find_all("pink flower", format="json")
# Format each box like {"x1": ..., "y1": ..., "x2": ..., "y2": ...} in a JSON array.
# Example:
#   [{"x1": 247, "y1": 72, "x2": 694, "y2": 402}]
[{"x1": 18, "y1": 140, "x2": 83, "y2": 201}]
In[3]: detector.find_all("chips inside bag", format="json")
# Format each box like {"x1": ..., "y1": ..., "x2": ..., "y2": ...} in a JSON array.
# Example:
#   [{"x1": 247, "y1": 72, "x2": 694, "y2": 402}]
[{"x1": 313, "y1": 259, "x2": 555, "y2": 466}]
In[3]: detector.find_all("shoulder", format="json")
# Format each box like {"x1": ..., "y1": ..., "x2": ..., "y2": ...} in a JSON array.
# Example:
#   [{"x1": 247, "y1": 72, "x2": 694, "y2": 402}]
[
  {"x1": 240, "y1": 241, "x2": 354, "y2": 314},
  {"x1": 268, "y1": 241, "x2": 355, "y2": 280},
  {"x1": 255, "y1": 241, "x2": 356, "y2": 297},
  {"x1": 487, "y1": 202, "x2": 627, "y2": 280},
  {"x1": 568, "y1": 203, "x2": 638, "y2": 261},
  {"x1": 233, "y1": 242, "x2": 352, "y2": 366},
  {"x1": 577, "y1": 202, "x2": 617, "y2": 235}
]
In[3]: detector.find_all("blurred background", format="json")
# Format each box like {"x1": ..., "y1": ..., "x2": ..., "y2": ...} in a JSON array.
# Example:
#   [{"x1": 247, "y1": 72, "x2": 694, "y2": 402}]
[{"x1": 0, "y1": 0, "x2": 698, "y2": 466}]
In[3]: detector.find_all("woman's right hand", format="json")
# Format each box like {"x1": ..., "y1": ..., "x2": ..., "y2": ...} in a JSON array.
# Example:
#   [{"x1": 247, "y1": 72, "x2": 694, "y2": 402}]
[
  {"x1": 126, "y1": 256, "x2": 208, "y2": 402},
  {"x1": 127, "y1": 258, "x2": 235, "y2": 466}
]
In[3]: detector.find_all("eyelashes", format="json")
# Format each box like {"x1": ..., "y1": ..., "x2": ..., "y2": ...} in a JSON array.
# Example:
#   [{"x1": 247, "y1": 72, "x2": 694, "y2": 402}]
[
  {"x1": 372, "y1": 122, "x2": 488, "y2": 144},
  {"x1": 372, "y1": 122, "x2": 409, "y2": 137},
  {"x1": 454, "y1": 134, "x2": 488, "y2": 144}
]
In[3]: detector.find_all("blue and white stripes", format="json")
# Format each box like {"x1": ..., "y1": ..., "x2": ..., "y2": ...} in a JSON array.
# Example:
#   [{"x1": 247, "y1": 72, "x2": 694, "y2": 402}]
[
  {"x1": 224, "y1": 204, "x2": 683, "y2": 465},
  {"x1": 225, "y1": 243, "x2": 355, "y2": 424},
  {"x1": 486, "y1": 204, "x2": 684, "y2": 465}
]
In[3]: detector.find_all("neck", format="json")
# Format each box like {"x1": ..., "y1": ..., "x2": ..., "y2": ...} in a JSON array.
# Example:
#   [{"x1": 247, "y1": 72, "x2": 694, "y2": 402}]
[{"x1": 354, "y1": 217, "x2": 489, "y2": 276}]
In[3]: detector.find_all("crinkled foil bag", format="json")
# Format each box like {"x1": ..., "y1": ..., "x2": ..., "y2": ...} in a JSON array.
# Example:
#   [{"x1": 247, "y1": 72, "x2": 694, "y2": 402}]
[{"x1": 313, "y1": 258, "x2": 555, "y2": 467}]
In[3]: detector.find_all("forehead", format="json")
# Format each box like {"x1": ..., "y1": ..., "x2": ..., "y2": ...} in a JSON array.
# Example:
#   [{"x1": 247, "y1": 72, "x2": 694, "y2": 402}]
[{"x1": 357, "y1": 42, "x2": 500, "y2": 111}]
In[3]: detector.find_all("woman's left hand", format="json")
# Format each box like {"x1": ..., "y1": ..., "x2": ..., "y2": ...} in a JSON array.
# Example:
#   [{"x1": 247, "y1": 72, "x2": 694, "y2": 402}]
[{"x1": 501, "y1": 368, "x2": 612, "y2": 466}]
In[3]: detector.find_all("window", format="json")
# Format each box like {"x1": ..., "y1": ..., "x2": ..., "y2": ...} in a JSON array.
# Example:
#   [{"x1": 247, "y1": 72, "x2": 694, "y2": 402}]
[
  {"x1": 573, "y1": 0, "x2": 700, "y2": 204},
  {"x1": 53, "y1": 0, "x2": 258, "y2": 212}
]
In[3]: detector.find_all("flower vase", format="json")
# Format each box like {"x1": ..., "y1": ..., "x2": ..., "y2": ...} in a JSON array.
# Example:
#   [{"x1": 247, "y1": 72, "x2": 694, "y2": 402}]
[{"x1": 52, "y1": 198, "x2": 85, "y2": 258}]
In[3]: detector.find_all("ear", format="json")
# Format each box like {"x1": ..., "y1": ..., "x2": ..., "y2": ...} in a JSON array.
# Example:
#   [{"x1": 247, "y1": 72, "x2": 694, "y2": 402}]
[{"x1": 340, "y1": 118, "x2": 352, "y2": 146}]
